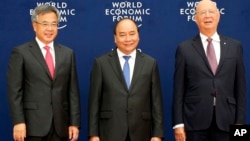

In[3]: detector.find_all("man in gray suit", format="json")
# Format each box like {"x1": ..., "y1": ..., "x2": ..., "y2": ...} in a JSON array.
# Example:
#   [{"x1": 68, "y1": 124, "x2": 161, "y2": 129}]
[
  {"x1": 7, "y1": 5, "x2": 81, "y2": 141},
  {"x1": 88, "y1": 18, "x2": 164, "y2": 141},
  {"x1": 172, "y1": 0, "x2": 246, "y2": 141}
]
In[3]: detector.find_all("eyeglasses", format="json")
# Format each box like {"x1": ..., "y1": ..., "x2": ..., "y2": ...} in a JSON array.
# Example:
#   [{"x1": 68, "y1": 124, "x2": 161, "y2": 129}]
[
  {"x1": 197, "y1": 9, "x2": 217, "y2": 16},
  {"x1": 36, "y1": 22, "x2": 59, "y2": 28}
]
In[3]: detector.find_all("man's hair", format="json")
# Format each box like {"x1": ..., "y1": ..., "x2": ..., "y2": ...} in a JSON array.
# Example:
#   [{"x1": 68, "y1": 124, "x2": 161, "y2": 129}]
[
  {"x1": 31, "y1": 5, "x2": 60, "y2": 22},
  {"x1": 113, "y1": 18, "x2": 139, "y2": 35}
]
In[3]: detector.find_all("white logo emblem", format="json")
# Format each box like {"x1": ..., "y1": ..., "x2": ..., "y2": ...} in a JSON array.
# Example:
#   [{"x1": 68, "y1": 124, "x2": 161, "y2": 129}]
[{"x1": 105, "y1": 1, "x2": 151, "y2": 27}]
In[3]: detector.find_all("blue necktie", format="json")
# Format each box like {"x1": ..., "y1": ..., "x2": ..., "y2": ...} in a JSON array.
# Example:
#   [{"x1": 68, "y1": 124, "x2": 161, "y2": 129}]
[{"x1": 123, "y1": 56, "x2": 131, "y2": 89}]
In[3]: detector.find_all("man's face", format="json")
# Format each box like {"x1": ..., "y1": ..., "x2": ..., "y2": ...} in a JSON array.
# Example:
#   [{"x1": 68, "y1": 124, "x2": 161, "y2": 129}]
[
  {"x1": 32, "y1": 12, "x2": 58, "y2": 45},
  {"x1": 195, "y1": 0, "x2": 220, "y2": 34},
  {"x1": 114, "y1": 19, "x2": 139, "y2": 55}
]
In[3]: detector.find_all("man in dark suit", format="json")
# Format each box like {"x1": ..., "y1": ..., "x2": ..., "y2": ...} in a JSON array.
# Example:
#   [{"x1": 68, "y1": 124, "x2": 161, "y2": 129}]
[
  {"x1": 172, "y1": 0, "x2": 246, "y2": 141},
  {"x1": 7, "y1": 5, "x2": 81, "y2": 141},
  {"x1": 88, "y1": 18, "x2": 164, "y2": 141}
]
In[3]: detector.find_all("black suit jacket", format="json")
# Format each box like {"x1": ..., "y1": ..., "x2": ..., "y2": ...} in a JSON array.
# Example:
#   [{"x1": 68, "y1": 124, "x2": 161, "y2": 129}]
[
  {"x1": 88, "y1": 49, "x2": 164, "y2": 141},
  {"x1": 172, "y1": 35, "x2": 246, "y2": 132},
  {"x1": 7, "y1": 40, "x2": 81, "y2": 137}
]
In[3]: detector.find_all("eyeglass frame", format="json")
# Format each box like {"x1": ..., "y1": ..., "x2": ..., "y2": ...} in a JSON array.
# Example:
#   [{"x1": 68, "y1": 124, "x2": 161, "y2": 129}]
[
  {"x1": 196, "y1": 9, "x2": 218, "y2": 16},
  {"x1": 35, "y1": 21, "x2": 59, "y2": 28}
]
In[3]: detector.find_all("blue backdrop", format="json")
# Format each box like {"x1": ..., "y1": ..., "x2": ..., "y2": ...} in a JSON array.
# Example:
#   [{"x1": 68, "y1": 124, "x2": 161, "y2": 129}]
[{"x1": 1, "y1": 0, "x2": 250, "y2": 140}]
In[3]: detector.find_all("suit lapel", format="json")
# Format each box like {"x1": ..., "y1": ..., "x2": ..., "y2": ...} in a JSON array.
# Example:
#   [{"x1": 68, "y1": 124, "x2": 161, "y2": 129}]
[
  {"x1": 192, "y1": 35, "x2": 229, "y2": 76},
  {"x1": 130, "y1": 50, "x2": 145, "y2": 91},
  {"x1": 28, "y1": 40, "x2": 52, "y2": 79},
  {"x1": 54, "y1": 43, "x2": 63, "y2": 80},
  {"x1": 192, "y1": 35, "x2": 212, "y2": 74},
  {"x1": 108, "y1": 50, "x2": 127, "y2": 89},
  {"x1": 216, "y1": 35, "x2": 228, "y2": 74}
]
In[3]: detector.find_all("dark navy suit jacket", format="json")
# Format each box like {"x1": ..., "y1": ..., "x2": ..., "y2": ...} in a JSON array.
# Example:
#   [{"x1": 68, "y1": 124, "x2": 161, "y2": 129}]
[{"x1": 173, "y1": 35, "x2": 246, "y2": 132}]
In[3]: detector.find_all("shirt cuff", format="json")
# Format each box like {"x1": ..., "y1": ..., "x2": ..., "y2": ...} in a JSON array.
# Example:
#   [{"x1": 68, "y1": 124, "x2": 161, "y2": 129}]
[{"x1": 173, "y1": 123, "x2": 184, "y2": 129}]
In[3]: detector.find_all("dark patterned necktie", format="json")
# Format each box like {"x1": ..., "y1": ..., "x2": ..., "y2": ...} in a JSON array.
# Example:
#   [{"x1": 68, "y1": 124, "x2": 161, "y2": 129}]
[{"x1": 206, "y1": 38, "x2": 218, "y2": 75}]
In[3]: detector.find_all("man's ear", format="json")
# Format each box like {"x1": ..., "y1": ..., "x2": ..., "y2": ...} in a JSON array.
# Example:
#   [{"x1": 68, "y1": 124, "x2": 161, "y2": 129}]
[
  {"x1": 32, "y1": 22, "x2": 37, "y2": 32},
  {"x1": 114, "y1": 35, "x2": 116, "y2": 43}
]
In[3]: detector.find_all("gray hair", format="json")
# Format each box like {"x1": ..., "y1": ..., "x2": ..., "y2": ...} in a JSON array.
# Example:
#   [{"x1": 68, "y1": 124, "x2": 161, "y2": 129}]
[{"x1": 31, "y1": 5, "x2": 60, "y2": 22}]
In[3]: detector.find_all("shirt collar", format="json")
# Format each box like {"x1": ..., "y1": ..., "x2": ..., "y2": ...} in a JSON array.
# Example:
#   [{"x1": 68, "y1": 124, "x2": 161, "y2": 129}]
[
  {"x1": 200, "y1": 32, "x2": 220, "y2": 42},
  {"x1": 35, "y1": 37, "x2": 54, "y2": 50},
  {"x1": 117, "y1": 48, "x2": 136, "y2": 59}
]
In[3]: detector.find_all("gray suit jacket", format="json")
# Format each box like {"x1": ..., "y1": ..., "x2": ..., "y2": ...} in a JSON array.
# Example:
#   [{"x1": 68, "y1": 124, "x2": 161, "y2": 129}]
[
  {"x1": 172, "y1": 35, "x2": 246, "y2": 132},
  {"x1": 88, "y1": 49, "x2": 164, "y2": 141},
  {"x1": 7, "y1": 39, "x2": 81, "y2": 137}
]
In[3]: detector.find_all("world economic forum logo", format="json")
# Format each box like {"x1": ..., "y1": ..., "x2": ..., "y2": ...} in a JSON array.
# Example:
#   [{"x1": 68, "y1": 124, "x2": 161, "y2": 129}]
[
  {"x1": 105, "y1": 1, "x2": 151, "y2": 27},
  {"x1": 30, "y1": 1, "x2": 76, "y2": 29},
  {"x1": 179, "y1": 1, "x2": 225, "y2": 22}
]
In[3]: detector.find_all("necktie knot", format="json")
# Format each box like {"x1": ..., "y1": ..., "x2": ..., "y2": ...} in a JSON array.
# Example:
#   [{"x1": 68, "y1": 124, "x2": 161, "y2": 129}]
[
  {"x1": 44, "y1": 46, "x2": 50, "y2": 51},
  {"x1": 207, "y1": 38, "x2": 212, "y2": 43},
  {"x1": 123, "y1": 56, "x2": 131, "y2": 61}
]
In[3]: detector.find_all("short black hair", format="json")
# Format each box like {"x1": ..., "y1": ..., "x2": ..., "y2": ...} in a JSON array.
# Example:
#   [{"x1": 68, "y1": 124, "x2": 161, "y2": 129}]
[{"x1": 113, "y1": 18, "x2": 139, "y2": 35}]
